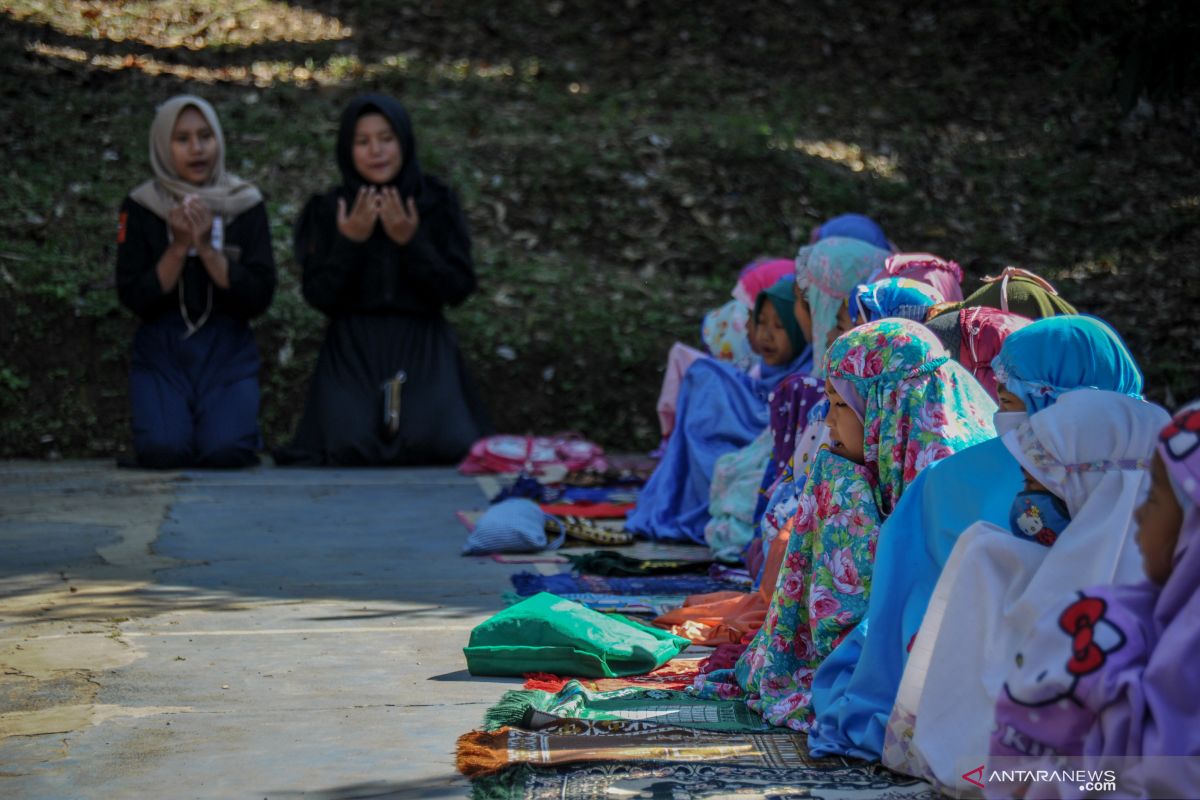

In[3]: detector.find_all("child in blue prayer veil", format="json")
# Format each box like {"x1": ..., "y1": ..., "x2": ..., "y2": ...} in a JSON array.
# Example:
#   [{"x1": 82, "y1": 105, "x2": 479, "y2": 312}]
[{"x1": 807, "y1": 314, "x2": 1144, "y2": 761}]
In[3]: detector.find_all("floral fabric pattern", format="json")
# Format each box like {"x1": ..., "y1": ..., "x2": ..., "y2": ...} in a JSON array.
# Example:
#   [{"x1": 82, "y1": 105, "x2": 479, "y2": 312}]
[
  {"x1": 824, "y1": 319, "x2": 997, "y2": 516},
  {"x1": 733, "y1": 450, "x2": 882, "y2": 730}
]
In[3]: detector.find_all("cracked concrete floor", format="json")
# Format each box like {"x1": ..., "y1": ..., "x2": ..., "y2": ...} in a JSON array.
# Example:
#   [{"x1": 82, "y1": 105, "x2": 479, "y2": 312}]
[{"x1": 0, "y1": 462, "x2": 528, "y2": 799}]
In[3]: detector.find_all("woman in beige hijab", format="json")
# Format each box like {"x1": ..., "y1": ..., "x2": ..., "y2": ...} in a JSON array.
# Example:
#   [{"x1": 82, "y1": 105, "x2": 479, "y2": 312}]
[{"x1": 115, "y1": 95, "x2": 275, "y2": 468}]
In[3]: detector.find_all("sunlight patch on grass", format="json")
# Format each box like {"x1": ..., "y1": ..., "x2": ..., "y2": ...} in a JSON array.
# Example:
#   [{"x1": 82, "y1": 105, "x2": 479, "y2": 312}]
[
  {"x1": 769, "y1": 136, "x2": 903, "y2": 181},
  {"x1": 28, "y1": 40, "x2": 540, "y2": 88},
  {"x1": 5, "y1": 0, "x2": 350, "y2": 49}
]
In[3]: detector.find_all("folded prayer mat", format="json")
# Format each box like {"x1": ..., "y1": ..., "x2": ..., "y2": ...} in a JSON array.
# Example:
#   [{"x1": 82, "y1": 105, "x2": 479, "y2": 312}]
[
  {"x1": 457, "y1": 716, "x2": 813, "y2": 778},
  {"x1": 483, "y1": 680, "x2": 773, "y2": 733},
  {"x1": 467, "y1": 759, "x2": 939, "y2": 800},
  {"x1": 538, "y1": 502, "x2": 635, "y2": 519},
  {"x1": 523, "y1": 657, "x2": 703, "y2": 692},
  {"x1": 562, "y1": 550, "x2": 714, "y2": 577},
  {"x1": 464, "y1": 593, "x2": 689, "y2": 678},
  {"x1": 510, "y1": 571, "x2": 735, "y2": 597}
]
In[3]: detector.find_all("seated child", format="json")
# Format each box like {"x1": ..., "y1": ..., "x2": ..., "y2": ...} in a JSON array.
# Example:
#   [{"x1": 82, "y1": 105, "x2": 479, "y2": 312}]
[
  {"x1": 883, "y1": 389, "x2": 1170, "y2": 791},
  {"x1": 627, "y1": 276, "x2": 810, "y2": 544},
  {"x1": 986, "y1": 402, "x2": 1200, "y2": 798},
  {"x1": 927, "y1": 266, "x2": 1076, "y2": 320},
  {"x1": 805, "y1": 315, "x2": 1141, "y2": 762},
  {"x1": 809, "y1": 213, "x2": 891, "y2": 252},
  {"x1": 704, "y1": 286, "x2": 816, "y2": 562},
  {"x1": 655, "y1": 258, "x2": 790, "y2": 446},
  {"x1": 697, "y1": 319, "x2": 997, "y2": 729},
  {"x1": 923, "y1": 307, "x2": 1030, "y2": 401},
  {"x1": 849, "y1": 277, "x2": 944, "y2": 324},
  {"x1": 881, "y1": 252, "x2": 964, "y2": 302}
]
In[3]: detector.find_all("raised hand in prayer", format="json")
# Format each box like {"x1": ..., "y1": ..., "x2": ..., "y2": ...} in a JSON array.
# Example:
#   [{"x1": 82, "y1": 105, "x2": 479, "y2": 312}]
[
  {"x1": 379, "y1": 186, "x2": 419, "y2": 245},
  {"x1": 168, "y1": 205, "x2": 194, "y2": 249},
  {"x1": 182, "y1": 196, "x2": 214, "y2": 250},
  {"x1": 337, "y1": 186, "x2": 379, "y2": 242}
]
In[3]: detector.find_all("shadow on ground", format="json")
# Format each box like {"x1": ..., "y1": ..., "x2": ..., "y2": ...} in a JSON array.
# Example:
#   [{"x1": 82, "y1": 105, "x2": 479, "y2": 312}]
[{"x1": 0, "y1": 461, "x2": 509, "y2": 621}]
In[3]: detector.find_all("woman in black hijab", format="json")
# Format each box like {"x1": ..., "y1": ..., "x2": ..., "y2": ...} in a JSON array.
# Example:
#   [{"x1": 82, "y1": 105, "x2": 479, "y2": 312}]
[{"x1": 277, "y1": 94, "x2": 491, "y2": 465}]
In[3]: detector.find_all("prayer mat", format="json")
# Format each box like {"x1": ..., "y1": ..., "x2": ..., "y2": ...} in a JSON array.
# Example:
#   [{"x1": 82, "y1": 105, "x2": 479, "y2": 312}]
[
  {"x1": 511, "y1": 571, "x2": 736, "y2": 597},
  {"x1": 459, "y1": 717, "x2": 882, "y2": 778},
  {"x1": 524, "y1": 658, "x2": 703, "y2": 693},
  {"x1": 707, "y1": 564, "x2": 753, "y2": 587},
  {"x1": 539, "y1": 502, "x2": 635, "y2": 519},
  {"x1": 489, "y1": 553, "x2": 570, "y2": 565},
  {"x1": 557, "y1": 516, "x2": 634, "y2": 546},
  {"x1": 500, "y1": 592, "x2": 685, "y2": 617},
  {"x1": 483, "y1": 681, "x2": 775, "y2": 733},
  {"x1": 469, "y1": 761, "x2": 940, "y2": 800},
  {"x1": 562, "y1": 550, "x2": 714, "y2": 577},
  {"x1": 550, "y1": 593, "x2": 686, "y2": 616}
]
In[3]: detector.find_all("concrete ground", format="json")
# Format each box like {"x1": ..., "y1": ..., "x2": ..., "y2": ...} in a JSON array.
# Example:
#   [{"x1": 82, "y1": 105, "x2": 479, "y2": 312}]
[{"x1": 0, "y1": 461, "x2": 703, "y2": 799}]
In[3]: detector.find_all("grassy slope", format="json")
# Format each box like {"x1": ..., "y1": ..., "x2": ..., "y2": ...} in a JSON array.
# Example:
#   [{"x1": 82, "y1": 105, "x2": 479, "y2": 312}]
[{"x1": 0, "y1": 0, "x2": 1197, "y2": 458}]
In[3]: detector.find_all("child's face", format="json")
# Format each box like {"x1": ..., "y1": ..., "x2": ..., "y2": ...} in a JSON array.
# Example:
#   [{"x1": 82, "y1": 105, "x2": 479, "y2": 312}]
[
  {"x1": 825, "y1": 379, "x2": 865, "y2": 464},
  {"x1": 792, "y1": 282, "x2": 814, "y2": 345},
  {"x1": 1022, "y1": 468, "x2": 1050, "y2": 493},
  {"x1": 755, "y1": 301, "x2": 794, "y2": 366},
  {"x1": 996, "y1": 383, "x2": 1027, "y2": 412},
  {"x1": 828, "y1": 300, "x2": 855, "y2": 350},
  {"x1": 1135, "y1": 452, "x2": 1184, "y2": 585}
]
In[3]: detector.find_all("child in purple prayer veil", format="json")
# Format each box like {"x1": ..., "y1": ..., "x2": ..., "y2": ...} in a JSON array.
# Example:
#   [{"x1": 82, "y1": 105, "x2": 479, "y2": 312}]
[{"x1": 987, "y1": 401, "x2": 1200, "y2": 799}]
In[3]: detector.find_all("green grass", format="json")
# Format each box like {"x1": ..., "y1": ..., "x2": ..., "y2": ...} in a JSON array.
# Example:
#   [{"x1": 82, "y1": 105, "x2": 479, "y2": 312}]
[{"x1": 0, "y1": 1, "x2": 1197, "y2": 458}]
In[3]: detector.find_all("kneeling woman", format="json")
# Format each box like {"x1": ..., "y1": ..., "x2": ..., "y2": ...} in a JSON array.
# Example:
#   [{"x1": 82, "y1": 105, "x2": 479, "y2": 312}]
[
  {"x1": 278, "y1": 95, "x2": 491, "y2": 466},
  {"x1": 116, "y1": 95, "x2": 275, "y2": 469}
]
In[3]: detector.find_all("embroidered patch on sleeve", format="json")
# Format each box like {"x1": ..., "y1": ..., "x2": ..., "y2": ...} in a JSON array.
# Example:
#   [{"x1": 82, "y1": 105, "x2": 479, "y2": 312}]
[{"x1": 117, "y1": 211, "x2": 128, "y2": 244}]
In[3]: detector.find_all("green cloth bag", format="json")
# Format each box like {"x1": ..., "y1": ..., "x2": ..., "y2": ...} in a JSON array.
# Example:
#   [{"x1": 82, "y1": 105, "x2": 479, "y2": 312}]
[{"x1": 464, "y1": 592, "x2": 689, "y2": 678}]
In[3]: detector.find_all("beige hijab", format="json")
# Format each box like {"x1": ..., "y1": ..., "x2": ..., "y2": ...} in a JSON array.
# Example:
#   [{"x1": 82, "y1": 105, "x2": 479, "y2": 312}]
[{"x1": 129, "y1": 95, "x2": 262, "y2": 222}]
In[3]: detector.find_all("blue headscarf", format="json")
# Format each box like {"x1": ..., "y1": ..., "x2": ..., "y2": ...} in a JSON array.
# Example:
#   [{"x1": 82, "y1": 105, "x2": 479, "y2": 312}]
[
  {"x1": 992, "y1": 316, "x2": 1143, "y2": 411},
  {"x1": 816, "y1": 213, "x2": 890, "y2": 251},
  {"x1": 850, "y1": 277, "x2": 944, "y2": 324}
]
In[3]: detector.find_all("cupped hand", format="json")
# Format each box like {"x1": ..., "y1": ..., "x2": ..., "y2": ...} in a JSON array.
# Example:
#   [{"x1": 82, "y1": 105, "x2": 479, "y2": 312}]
[
  {"x1": 184, "y1": 197, "x2": 214, "y2": 250},
  {"x1": 379, "y1": 187, "x2": 419, "y2": 245},
  {"x1": 168, "y1": 205, "x2": 193, "y2": 249},
  {"x1": 337, "y1": 187, "x2": 379, "y2": 242}
]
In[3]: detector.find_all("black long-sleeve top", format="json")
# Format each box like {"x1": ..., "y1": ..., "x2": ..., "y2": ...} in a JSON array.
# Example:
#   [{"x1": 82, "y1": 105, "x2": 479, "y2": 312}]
[
  {"x1": 115, "y1": 198, "x2": 276, "y2": 323},
  {"x1": 296, "y1": 177, "x2": 476, "y2": 316}
]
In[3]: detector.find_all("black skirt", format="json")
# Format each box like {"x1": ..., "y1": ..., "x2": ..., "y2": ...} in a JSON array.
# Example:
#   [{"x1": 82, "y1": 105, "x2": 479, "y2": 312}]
[{"x1": 276, "y1": 313, "x2": 492, "y2": 466}]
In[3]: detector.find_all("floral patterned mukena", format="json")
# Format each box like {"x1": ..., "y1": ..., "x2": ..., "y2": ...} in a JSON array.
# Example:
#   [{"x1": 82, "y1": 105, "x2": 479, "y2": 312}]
[{"x1": 694, "y1": 319, "x2": 997, "y2": 730}]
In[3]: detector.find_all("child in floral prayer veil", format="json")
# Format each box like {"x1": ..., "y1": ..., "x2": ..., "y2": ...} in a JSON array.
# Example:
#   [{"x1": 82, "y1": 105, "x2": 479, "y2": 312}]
[{"x1": 693, "y1": 319, "x2": 996, "y2": 730}]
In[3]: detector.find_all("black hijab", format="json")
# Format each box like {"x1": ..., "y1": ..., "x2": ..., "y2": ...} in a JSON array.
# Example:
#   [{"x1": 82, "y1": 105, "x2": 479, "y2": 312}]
[{"x1": 335, "y1": 94, "x2": 430, "y2": 209}]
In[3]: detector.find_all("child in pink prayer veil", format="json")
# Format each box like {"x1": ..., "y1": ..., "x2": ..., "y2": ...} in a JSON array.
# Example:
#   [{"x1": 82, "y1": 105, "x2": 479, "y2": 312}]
[{"x1": 882, "y1": 252, "x2": 964, "y2": 302}]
